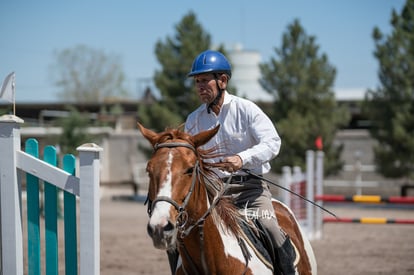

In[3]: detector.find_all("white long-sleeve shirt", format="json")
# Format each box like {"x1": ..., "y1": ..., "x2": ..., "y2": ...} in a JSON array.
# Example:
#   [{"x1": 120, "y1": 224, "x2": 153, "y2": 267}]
[{"x1": 184, "y1": 91, "x2": 281, "y2": 178}]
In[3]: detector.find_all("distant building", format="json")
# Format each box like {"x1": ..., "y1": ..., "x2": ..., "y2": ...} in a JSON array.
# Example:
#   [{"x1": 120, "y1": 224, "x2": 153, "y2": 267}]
[{"x1": 228, "y1": 44, "x2": 273, "y2": 102}]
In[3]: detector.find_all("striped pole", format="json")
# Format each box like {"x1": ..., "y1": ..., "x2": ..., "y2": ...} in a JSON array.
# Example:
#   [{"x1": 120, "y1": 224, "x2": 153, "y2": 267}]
[
  {"x1": 324, "y1": 217, "x2": 414, "y2": 224},
  {"x1": 315, "y1": 194, "x2": 414, "y2": 204}
]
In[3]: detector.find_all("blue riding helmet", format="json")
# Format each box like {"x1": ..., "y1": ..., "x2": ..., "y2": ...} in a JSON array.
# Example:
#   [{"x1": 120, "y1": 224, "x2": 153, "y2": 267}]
[{"x1": 188, "y1": 50, "x2": 232, "y2": 78}]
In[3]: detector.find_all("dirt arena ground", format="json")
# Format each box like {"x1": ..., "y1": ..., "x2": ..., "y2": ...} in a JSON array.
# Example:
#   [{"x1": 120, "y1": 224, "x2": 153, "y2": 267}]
[
  {"x1": 100, "y1": 187, "x2": 414, "y2": 275},
  {"x1": 23, "y1": 186, "x2": 414, "y2": 274}
]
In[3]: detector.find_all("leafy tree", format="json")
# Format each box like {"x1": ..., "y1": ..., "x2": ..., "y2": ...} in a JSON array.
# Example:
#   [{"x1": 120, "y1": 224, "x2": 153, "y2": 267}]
[
  {"x1": 50, "y1": 44, "x2": 128, "y2": 102},
  {"x1": 259, "y1": 19, "x2": 350, "y2": 175},
  {"x1": 362, "y1": 0, "x2": 414, "y2": 180},
  {"x1": 55, "y1": 106, "x2": 94, "y2": 155},
  {"x1": 140, "y1": 11, "x2": 227, "y2": 131}
]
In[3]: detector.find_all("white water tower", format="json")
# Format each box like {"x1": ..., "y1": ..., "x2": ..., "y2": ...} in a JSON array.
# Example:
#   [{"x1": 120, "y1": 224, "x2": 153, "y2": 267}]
[{"x1": 228, "y1": 44, "x2": 272, "y2": 102}]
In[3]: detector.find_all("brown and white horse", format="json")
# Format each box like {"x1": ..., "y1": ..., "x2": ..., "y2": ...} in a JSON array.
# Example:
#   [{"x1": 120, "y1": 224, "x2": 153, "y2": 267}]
[{"x1": 138, "y1": 123, "x2": 317, "y2": 275}]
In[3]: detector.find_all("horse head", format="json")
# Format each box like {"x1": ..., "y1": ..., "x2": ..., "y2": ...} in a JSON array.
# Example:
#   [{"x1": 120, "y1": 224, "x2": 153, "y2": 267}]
[{"x1": 137, "y1": 123, "x2": 220, "y2": 250}]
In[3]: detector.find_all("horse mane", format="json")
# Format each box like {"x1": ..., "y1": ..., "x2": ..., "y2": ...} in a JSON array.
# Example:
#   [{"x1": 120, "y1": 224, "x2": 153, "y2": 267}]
[{"x1": 157, "y1": 127, "x2": 245, "y2": 236}]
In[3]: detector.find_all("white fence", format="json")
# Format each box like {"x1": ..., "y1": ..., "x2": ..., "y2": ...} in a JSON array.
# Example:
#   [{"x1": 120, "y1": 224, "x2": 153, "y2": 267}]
[
  {"x1": 0, "y1": 114, "x2": 102, "y2": 275},
  {"x1": 281, "y1": 150, "x2": 324, "y2": 240}
]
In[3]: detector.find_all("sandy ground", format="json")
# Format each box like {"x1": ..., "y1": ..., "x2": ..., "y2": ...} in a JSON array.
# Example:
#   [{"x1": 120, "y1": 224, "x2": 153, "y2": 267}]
[{"x1": 23, "y1": 186, "x2": 414, "y2": 275}]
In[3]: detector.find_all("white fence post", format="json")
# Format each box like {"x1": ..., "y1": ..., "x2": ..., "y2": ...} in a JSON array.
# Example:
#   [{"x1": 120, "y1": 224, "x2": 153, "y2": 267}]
[
  {"x1": 281, "y1": 166, "x2": 292, "y2": 206},
  {"x1": 282, "y1": 150, "x2": 324, "y2": 240},
  {"x1": 78, "y1": 143, "x2": 102, "y2": 275},
  {"x1": 314, "y1": 150, "x2": 324, "y2": 240},
  {"x1": 306, "y1": 150, "x2": 315, "y2": 240},
  {"x1": 0, "y1": 115, "x2": 24, "y2": 275}
]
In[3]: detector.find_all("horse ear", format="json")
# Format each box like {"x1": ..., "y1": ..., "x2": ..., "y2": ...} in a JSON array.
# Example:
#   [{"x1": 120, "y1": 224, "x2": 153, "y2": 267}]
[
  {"x1": 137, "y1": 122, "x2": 159, "y2": 147},
  {"x1": 192, "y1": 125, "x2": 220, "y2": 148}
]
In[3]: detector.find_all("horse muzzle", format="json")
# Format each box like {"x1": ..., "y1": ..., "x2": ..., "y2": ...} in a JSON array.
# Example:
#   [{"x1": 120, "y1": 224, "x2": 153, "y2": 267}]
[{"x1": 147, "y1": 220, "x2": 177, "y2": 250}]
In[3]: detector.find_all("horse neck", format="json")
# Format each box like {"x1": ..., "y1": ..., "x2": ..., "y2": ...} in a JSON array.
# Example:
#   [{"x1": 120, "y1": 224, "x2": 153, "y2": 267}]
[
  {"x1": 187, "y1": 175, "x2": 210, "y2": 221},
  {"x1": 179, "y1": 177, "x2": 225, "y2": 272}
]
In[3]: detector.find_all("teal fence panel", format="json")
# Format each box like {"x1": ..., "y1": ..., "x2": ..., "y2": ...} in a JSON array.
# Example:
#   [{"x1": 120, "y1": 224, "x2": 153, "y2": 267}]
[
  {"x1": 20, "y1": 138, "x2": 94, "y2": 275},
  {"x1": 25, "y1": 139, "x2": 41, "y2": 275},
  {"x1": 63, "y1": 154, "x2": 78, "y2": 275},
  {"x1": 43, "y1": 146, "x2": 58, "y2": 275}
]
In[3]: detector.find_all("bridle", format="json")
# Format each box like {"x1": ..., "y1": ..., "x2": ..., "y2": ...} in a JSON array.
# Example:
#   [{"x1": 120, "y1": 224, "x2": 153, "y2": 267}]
[
  {"x1": 147, "y1": 142, "x2": 201, "y2": 232},
  {"x1": 147, "y1": 141, "x2": 219, "y2": 274}
]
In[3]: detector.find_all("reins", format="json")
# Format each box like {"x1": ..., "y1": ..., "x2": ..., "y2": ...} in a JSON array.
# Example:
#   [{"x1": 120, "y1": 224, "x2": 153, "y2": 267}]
[
  {"x1": 149, "y1": 141, "x2": 223, "y2": 230},
  {"x1": 242, "y1": 169, "x2": 338, "y2": 219}
]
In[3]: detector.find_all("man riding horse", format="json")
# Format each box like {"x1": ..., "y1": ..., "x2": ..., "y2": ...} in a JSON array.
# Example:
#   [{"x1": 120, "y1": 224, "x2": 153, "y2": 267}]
[{"x1": 182, "y1": 50, "x2": 297, "y2": 275}]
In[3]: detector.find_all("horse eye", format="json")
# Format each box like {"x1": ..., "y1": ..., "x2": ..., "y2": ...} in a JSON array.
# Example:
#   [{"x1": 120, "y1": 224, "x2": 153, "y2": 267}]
[{"x1": 185, "y1": 167, "x2": 194, "y2": 175}]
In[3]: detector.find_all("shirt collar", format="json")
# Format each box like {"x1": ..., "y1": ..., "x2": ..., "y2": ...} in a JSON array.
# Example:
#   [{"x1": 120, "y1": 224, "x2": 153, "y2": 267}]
[{"x1": 222, "y1": 90, "x2": 231, "y2": 105}]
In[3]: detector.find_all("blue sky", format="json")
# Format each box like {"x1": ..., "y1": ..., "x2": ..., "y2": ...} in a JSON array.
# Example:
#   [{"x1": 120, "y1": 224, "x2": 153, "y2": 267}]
[{"x1": 0, "y1": 0, "x2": 406, "y2": 102}]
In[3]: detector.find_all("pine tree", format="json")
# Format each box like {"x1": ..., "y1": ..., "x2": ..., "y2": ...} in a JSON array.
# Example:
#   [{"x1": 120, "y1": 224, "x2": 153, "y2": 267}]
[
  {"x1": 139, "y1": 11, "x2": 226, "y2": 131},
  {"x1": 363, "y1": 0, "x2": 414, "y2": 180},
  {"x1": 260, "y1": 19, "x2": 350, "y2": 175}
]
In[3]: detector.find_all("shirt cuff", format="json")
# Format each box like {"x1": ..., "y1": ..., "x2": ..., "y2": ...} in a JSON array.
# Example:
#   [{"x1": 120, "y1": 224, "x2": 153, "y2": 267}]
[{"x1": 237, "y1": 152, "x2": 249, "y2": 168}]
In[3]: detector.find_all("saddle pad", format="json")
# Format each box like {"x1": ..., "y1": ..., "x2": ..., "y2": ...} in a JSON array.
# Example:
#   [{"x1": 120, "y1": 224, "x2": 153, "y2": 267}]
[
  {"x1": 239, "y1": 222, "x2": 301, "y2": 271},
  {"x1": 239, "y1": 222, "x2": 274, "y2": 270}
]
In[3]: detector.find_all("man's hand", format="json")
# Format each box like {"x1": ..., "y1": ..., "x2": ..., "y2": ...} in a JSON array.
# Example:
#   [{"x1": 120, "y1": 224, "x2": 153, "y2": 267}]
[{"x1": 218, "y1": 155, "x2": 243, "y2": 173}]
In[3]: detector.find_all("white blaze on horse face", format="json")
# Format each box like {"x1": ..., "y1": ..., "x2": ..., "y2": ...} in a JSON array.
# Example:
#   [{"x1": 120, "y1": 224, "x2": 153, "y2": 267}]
[{"x1": 149, "y1": 152, "x2": 174, "y2": 228}]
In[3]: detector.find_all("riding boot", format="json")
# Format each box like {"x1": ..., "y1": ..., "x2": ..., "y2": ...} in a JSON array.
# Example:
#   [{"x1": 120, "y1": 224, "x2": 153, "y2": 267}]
[
  {"x1": 275, "y1": 237, "x2": 296, "y2": 275},
  {"x1": 166, "y1": 249, "x2": 179, "y2": 274}
]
